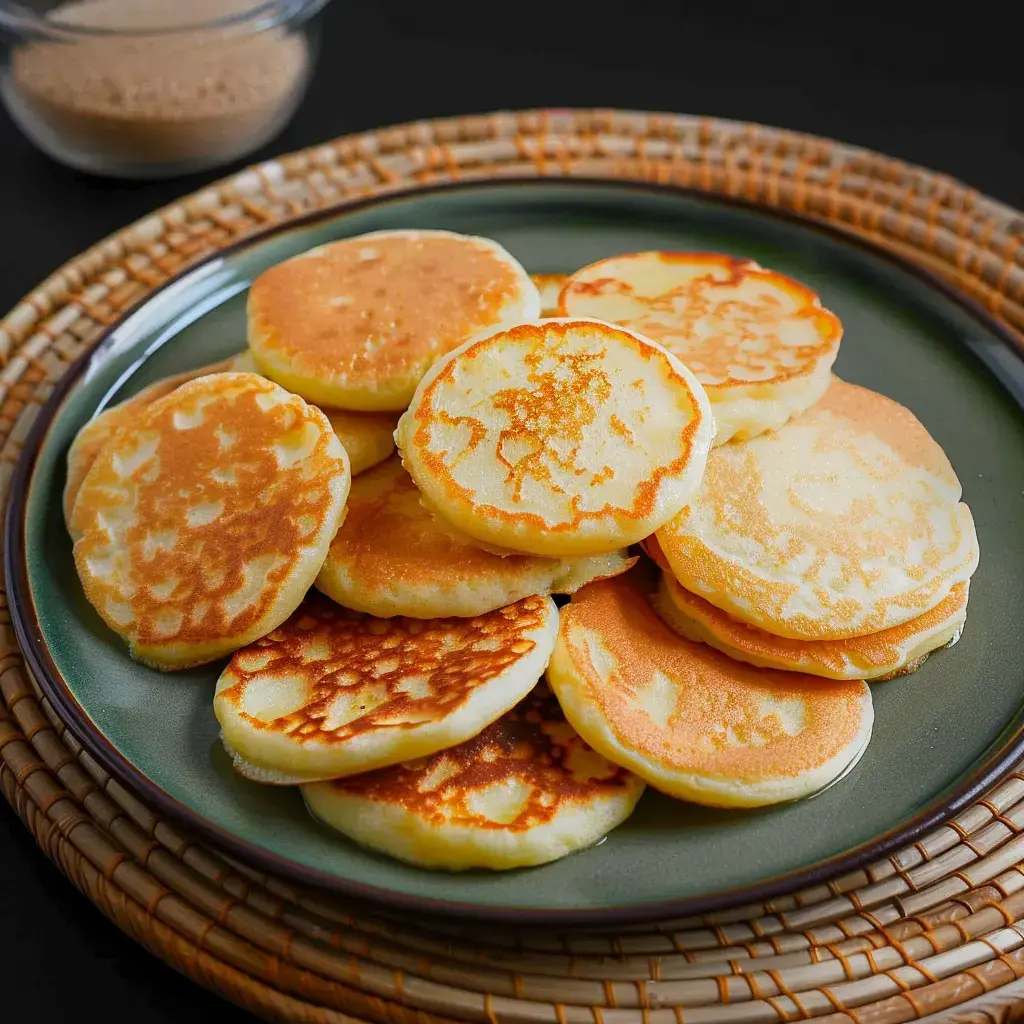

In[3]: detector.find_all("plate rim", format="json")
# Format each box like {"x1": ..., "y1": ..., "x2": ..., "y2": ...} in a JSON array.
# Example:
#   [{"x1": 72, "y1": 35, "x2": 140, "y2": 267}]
[{"x1": 8, "y1": 175, "x2": 1024, "y2": 925}]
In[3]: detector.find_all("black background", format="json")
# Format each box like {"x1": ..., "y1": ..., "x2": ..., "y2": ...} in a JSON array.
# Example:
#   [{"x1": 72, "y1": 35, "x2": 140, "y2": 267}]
[{"x1": 1, "y1": 3, "x2": 1022, "y2": 1020}]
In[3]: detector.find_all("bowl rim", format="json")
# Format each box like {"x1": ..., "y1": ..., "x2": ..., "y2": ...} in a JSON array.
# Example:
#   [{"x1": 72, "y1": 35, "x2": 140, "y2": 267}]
[{"x1": 0, "y1": 0, "x2": 328, "y2": 40}]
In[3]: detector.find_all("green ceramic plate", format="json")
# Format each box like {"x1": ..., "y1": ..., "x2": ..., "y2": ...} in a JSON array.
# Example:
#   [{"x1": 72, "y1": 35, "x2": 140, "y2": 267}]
[{"x1": 8, "y1": 181, "x2": 1024, "y2": 923}]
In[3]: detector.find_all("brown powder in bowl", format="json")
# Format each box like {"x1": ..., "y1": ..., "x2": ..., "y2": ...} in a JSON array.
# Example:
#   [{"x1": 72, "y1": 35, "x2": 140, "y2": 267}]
[{"x1": 8, "y1": 0, "x2": 311, "y2": 175}]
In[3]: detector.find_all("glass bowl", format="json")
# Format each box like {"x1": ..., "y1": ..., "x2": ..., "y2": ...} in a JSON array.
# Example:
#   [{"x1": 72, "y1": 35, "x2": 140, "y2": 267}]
[{"x1": 0, "y1": 0, "x2": 328, "y2": 178}]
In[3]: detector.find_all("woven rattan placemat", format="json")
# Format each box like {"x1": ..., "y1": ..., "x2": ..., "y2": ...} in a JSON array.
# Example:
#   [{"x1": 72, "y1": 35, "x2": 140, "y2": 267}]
[{"x1": 3, "y1": 110, "x2": 1024, "y2": 1023}]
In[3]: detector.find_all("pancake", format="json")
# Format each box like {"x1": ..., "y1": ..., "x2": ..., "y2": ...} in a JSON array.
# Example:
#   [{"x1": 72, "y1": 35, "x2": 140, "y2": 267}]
[
  {"x1": 323, "y1": 409, "x2": 398, "y2": 476},
  {"x1": 301, "y1": 683, "x2": 644, "y2": 870},
  {"x1": 396, "y1": 318, "x2": 714, "y2": 557},
  {"x1": 531, "y1": 272, "x2": 568, "y2": 316},
  {"x1": 654, "y1": 571, "x2": 970, "y2": 681},
  {"x1": 214, "y1": 594, "x2": 558, "y2": 784},
  {"x1": 63, "y1": 352, "x2": 253, "y2": 525},
  {"x1": 71, "y1": 373, "x2": 350, "y2": 670},
  {"x1": 247, "y1": 229, "x2": 540, "y2": 411},
  {"x1": 315, "y1": 456, "x2": 636, "y2": 618},
  {"x1": 558, "y1": 251, "x2": 843, "y2": 444},
  {"x1": 655, "y1": 378, "x2": 979, "y2": 641},
  {"x1": 547, "y1": 573, "x2": 874, "y2": 807}
]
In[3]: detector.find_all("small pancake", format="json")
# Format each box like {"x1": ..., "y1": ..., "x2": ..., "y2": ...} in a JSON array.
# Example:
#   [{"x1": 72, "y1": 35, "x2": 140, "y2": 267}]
[
  {"x1": 654, "y1": 571, "x2": 970, "y2": 681},
  {"x1": 215, "y1": 594, "x2": 558, "y2": 784},
  {"x1": 396, "y1": 318, "x2": 714, "y2": 557},
  {"x1": 656, "y1": 378, "x2": 979, "y2": 640},
  {"x1": 531, "y1": 272, "x2": 568, "y2": 316},
  {"x1": 301, "y1": 684, "x2": 644, "y2": 871},
  {"x1": 71, "y1": 373, "x2": 350, "y2": 670},
  {"x1": 547, "y1": 572, "x2": 874, "y2": 807},
  {"x1": 315, "y1": 456, "x2": 636, "y2": 618},
  {"x1": 559, "y1": 251, "x2": 843, "y2": 444},
  {"x1": 323, "y1": 409, "x2": 398, "y2": 476},
  {"x1": 65, "y1": 355, "x2": 390, "y2": 526},
  {"x1": 63, "y1": 352, "x2": 252, "y2": 525},
  {"x1": 247, "y1": 229, "x2": 540, "y2": 411}
]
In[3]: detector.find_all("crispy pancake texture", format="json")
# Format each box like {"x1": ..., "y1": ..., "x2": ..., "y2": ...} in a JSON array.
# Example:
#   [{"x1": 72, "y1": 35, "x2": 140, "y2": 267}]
[
  {"x1": 302, "y1": 684, "x2": 644, "y2": 870},
  {"x1": 656, "y1": 378, "x2": 979, "y2": 640},
  {"x1": 559, "y1": 251, "x2": 842, "y2": 444},
  {"x1": 63, "y1": 353, "x2": 251, "y2": 525},
  {"x1": 71, "y1": 373, "x2": 350, "y2": 670},
  {"x1": 547, "y1": 572, "x2": 873, "y2": 807},
  {"x1": 653, "y1": 571, "x2": 969, "y2": 681},
  {"x1": 316, "y1": 456, "x2": 636, "y2": 618},
  {"x1": 397, "y1": 318, "x2": 714, "y2": 557},
  {"x1": 247, "y1": 229, "x2": 540, "y2": 411},
  {"x1": 215, "y1": 595, "x2": 558, "y2": 784}
]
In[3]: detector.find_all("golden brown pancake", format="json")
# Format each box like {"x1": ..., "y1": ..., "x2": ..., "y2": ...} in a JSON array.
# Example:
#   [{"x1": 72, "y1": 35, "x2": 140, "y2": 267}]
[
  {"x1": 653, "y1": 571, "x2": 970, "y2": 681},
  {"x1": 323, "y1": 408, "x2": 398, "y2": 476},
  {"x1": 656, "y1": 378, "x2": 979, "y2": 640},
  {"x1": 302, "y1": 684, "x2": 644, "y2": 870},
  {"x1": 71, "y1": 373, "x2": 350, "y2": 670},
  {"x1": 559, "y1": 251, "x2": 843, "y2": 444},
  {"x1": 315, "y1": 456, "x2": 636, "y2": 618},
  {"x1": 547, "y1": 572, "x2": 874, "y2": 807},
  {"x1": 215, "y1": 594, "x2": 559, "y2": 784},
  {"x1": 247, "y1": 229, "x2": 540, "y2": 411},
  {"x1": 531, "y1": 272, "x2": 568, "y2": 316},
  {"x1": 63, "y1": 353, "x2": 246, "y2": 525},
  {"x1": 396, "y1": 318, "x2": 714, "y2": 557}
]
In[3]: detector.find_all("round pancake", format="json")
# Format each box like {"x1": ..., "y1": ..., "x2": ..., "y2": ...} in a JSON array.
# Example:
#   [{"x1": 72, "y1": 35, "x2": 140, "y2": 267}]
[
  {"x1": 558, "y1": 251, "x2": 843, "y2": 444},
  {"x1": 323, "y1": 409, "x2": 398, "y2": 476},
  {"x1": 247, "y1": 229, "x2": 540, "y2": 411},
  {"x1": 396, "y1": 318, "x2": 714, "y2": 557},
  {"x1": 654, "y1": 571, "x2": 970, "y2": 681},
  {"x1": 547, "y1": 572, "x2": 874, "y2": 807},
  {"x1": 531, "y1": 272, "x2": 568, "y2": 316},
  {"x1": 656, "y1": 378, "x2": 979, "y2": 640},
  {"x1": 63, "y1": 352, "x2": 252, "y2": 525},
  {"x1": 71, "y1": 373, "x2": 350, "y2": 670},
  {"x1": 301, "y1": 684, "x2": 644, "y2": 871},
  {"x1": 315, "y1": 456, "x2": 636, "y2": 618},
  {"x1": 214, "y1": 594, "x2": 558, "y2": 784}
]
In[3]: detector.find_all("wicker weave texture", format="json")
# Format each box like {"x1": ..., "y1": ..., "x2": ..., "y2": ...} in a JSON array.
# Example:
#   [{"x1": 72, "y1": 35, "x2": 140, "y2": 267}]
[{"x1": 3, "y1": 109, "x2": 1024, "y2": 1023}]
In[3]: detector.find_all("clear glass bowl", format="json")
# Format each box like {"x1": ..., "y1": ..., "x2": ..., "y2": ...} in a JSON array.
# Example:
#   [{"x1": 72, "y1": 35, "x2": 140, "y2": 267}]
[{"x1": 0, "y1": 0, "x2": 328, "y2": 178}]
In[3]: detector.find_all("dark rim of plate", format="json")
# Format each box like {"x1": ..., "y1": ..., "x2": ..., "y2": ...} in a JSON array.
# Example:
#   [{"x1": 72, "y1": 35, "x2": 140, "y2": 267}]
[{"x1": 6, "y1": 177, "x2": 1024, "y2": 925}]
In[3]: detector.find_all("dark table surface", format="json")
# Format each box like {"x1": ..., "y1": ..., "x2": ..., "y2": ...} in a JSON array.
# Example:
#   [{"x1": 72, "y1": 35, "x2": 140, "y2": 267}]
[{"x1": 2, "y1": 4, "x2": 1022, "y2": 1021}]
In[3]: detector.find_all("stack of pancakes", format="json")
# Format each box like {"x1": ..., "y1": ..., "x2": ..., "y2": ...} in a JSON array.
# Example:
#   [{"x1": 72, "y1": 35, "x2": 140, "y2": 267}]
[{"x1": 65, "y1": 236, "x2": 979, "y2": 873}]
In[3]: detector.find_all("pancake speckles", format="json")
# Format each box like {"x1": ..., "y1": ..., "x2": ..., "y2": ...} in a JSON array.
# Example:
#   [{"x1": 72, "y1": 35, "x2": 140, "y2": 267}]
[
  {"x1": 656, "y1": 379, "x2": 978, "y2": 640},
  {"x1": 214, "y1": 595, "x2": 559, "y2": 783},
  {"x1": 247, "y1": 229, "x2": 540, "y2": 410},
  {"x1": 547, "y1": 571, "x2": 873, "y2": 807},
  {"x1": 72, "y1": 373, "x2": 350, "y2": 669},
  {"x1": 302, "y1": 684, "x2": 644, "y2": 870},
  {"x1": 397, "y1": 319, "x2": 714, "y2": 557},
  {"x1": 560, "y1": 252, "x2": 843, "y2": 444}
]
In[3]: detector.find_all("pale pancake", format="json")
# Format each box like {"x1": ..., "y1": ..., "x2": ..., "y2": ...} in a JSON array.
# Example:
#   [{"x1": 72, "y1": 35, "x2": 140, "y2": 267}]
[
  {"x1": 315, "y1": 456, "x2": 636, "y2": 618},
  {"x1": 547, "y1": 573, "x2": 874, "y2": 807},
  {"x1": 654, "y1": 571, "x2": 969, "y2": 681},
  {"x1": 559, "y1": 251, "x2": 843, "y2": 444},
  {"x1": 302, "y1": 684, "x2": 644, "y2": 870},
  {"x1": 214, "y1": 595, "x2": 558, "y2": 784},
  {"x1": 531, "y1": 272, "x2": 568, "y2": 316},
  {"x1": 396, "y1": 318, "x2": 714, "y2": 557},
  {"x1": 247, "y1": 229, "x2": 540, "y2": 411},
  {"x1": 71, "y1": 373, "x2": 350, "y2": 670},
  {"x1": 323, "y1": 409, "x2": 398, "y2": 476},
  {"x1": 63, "y1": 352, "x2": 252, "y2": 525},
  {"x1": 656, "y1": 378, "x2": 979, "y2": 640}
]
